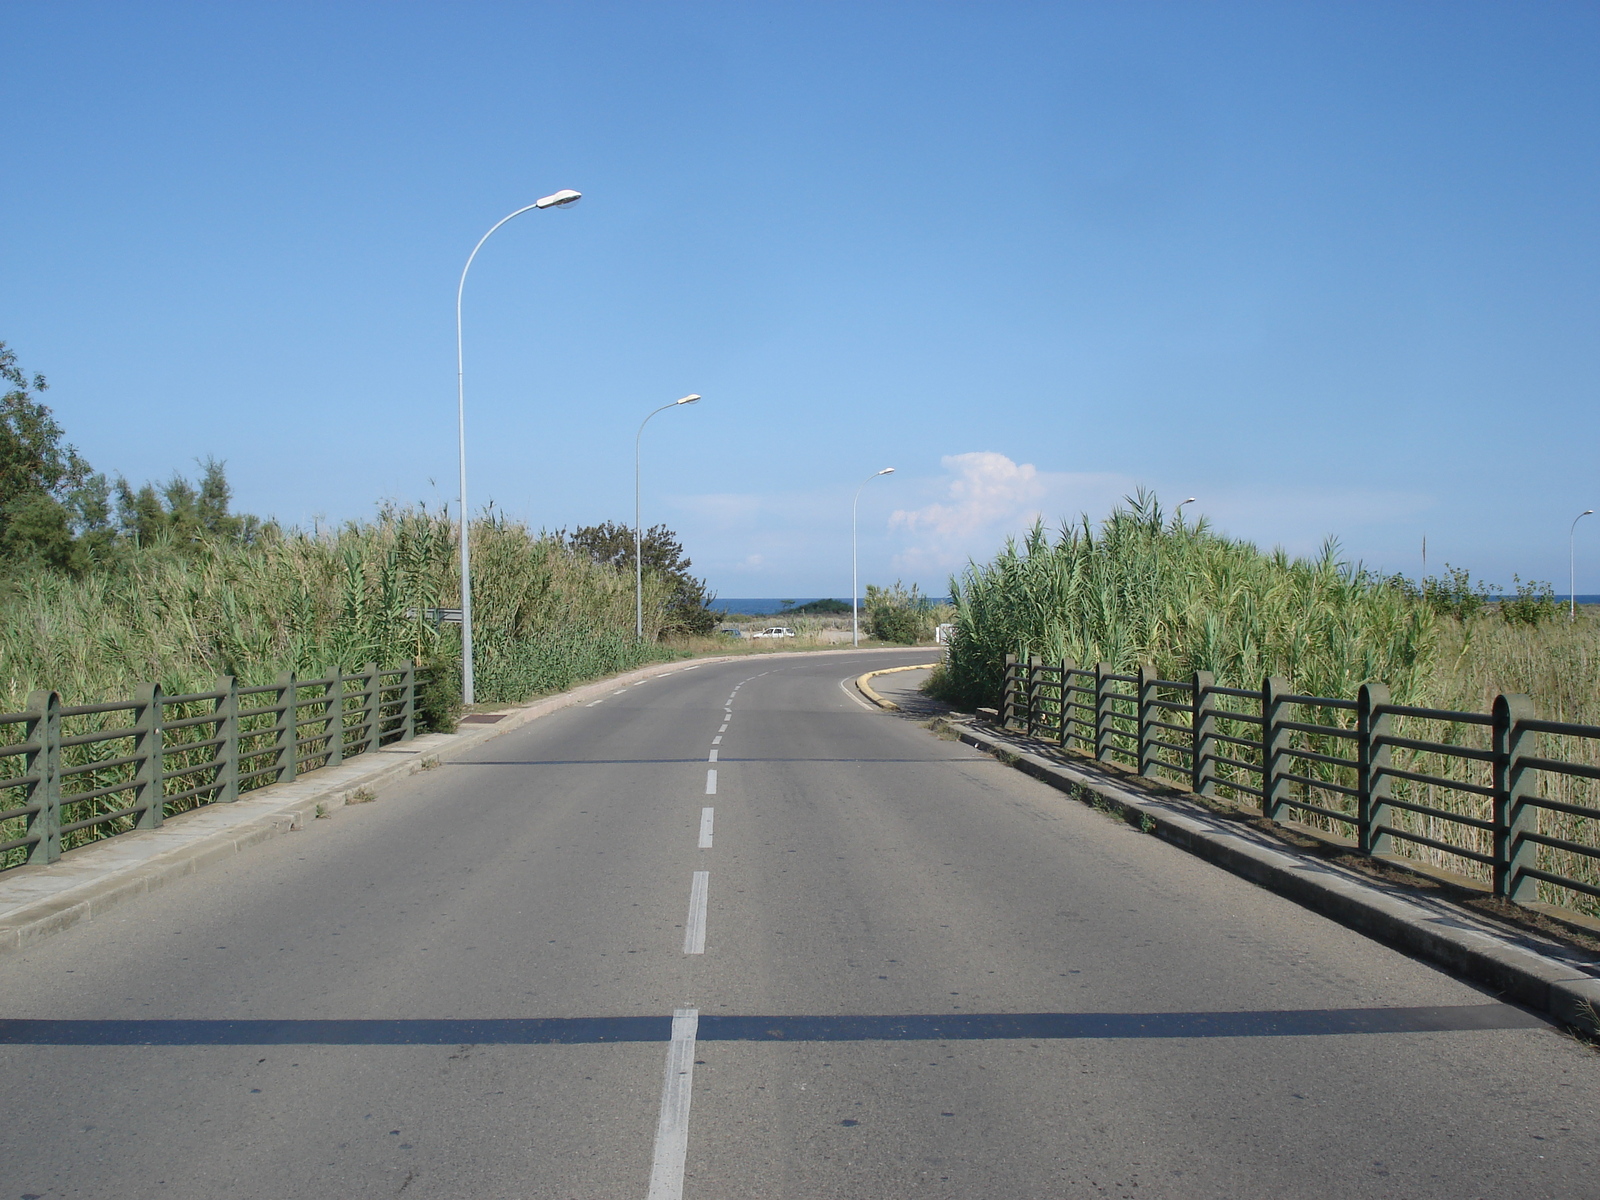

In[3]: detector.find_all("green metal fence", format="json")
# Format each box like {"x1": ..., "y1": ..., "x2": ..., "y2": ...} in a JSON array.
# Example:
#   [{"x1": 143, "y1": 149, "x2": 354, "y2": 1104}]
[
  {"x1": 0, "y1": 663, "x2": 415, "y2": 872},
  {"x1": 1001, "y1": 653, "x2": 1600, "y2": 917}
]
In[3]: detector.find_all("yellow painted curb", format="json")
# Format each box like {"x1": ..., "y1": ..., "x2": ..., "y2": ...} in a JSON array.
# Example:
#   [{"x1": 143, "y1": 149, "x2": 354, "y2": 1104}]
[{"x1": 856, "y1": 663, "x2": 939, "y2": 711}]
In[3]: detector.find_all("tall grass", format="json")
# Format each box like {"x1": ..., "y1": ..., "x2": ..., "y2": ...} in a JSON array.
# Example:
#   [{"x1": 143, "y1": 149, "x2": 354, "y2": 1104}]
[
  {"x1": 937, "y1": 493, "x2": 1600, "y2": 915},
  {"x1": 0, "y1": 505, "x2": 679, "y2": 712},
  {"x1": 936, "y1": 492, "x2": 1437, "y2": 710}
]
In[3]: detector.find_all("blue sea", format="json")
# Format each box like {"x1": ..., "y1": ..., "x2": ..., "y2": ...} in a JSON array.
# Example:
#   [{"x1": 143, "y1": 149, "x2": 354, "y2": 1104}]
[
  {"x1": 716, "y1": 598, "x2": 846, "y2": 615},
  {"x1": 718, "y1": 595, "x2": 1600, "y2": 615},
  {"x1": 716, "y1": 597, "x2": 952, "y2": 615}
]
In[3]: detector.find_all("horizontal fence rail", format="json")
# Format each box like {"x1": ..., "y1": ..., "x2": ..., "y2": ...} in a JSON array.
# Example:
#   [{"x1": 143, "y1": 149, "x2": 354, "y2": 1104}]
[
  {"x1": 0, "y1": 663, "x2": 415, "y2": 872},
  {"x1": 1000, "y1": 653, "x2": 1600, "y2": 919}
]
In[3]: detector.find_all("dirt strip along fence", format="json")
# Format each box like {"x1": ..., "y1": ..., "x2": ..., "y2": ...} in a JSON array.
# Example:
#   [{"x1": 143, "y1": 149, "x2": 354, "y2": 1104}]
[
  {"x1": 1001, "y1": 654, "x2": 1600, "y2": 919},
  {"x1": 0, "y1": 664, "x2": 415, "y2": 872}
]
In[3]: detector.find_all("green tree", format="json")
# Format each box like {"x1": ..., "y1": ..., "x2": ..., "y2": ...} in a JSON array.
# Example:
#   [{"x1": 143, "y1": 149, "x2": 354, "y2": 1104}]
[
  {"x1": 0, "y1": 341, "x2": 103, "y2": 569},
  {"x1": 563, "y1": 521, "x2": 720, "y2": 636},
  {"x1": 114, "y1": 458, "x2": 265, "y2": 550}
]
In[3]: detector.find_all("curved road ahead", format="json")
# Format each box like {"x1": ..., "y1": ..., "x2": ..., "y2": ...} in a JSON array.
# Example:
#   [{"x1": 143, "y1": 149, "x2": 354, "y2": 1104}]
[{"x1": 1, "y1": 649, "x2": 1595, "y2": 1198}]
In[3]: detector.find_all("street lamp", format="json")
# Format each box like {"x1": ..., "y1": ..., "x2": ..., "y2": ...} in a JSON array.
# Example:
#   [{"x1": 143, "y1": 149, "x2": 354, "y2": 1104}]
[
  {"x1": 636, "y1": 394, "x2": 702, "y2": 639},
  {"x1": 1176, "y1": 497, "x2": 1197, "y2": 523},
  {"x1": 454, "y1": 189, "x2": 582, "y2": 707},
  {"x1": 852, "y1": 468, "x2": 895, "y2": 647},
  {"x1": 1572, "y1": 509, "x2": 1594, "y2": 622}
]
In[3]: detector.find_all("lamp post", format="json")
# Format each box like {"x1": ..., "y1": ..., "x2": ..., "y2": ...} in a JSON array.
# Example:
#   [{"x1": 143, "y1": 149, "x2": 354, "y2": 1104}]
[
  {"x1": 636, "y1": 394, "x2": 702, "y2": 639},
  {"x1": 454, "y1": 189, "x2": 581, "y2": 707},
  {"x1": 852, "y1": 468, "x2": 895, "y2": 647},
  {"x1": 1572, "y1": 509, "x2": 1594, "y2": 622}
]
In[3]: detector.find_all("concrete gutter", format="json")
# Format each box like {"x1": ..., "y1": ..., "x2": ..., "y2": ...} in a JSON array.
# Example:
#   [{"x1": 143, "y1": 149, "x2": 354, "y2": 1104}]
[
  {"x1": 0, "y1": 646, "x2": 908, "y2": 959},
  {"x1": 941, "y1": 716, "x2": 1600, "y2": 1038},
  {"x1": 856, "y1": 663, "x2": 939, "y2": 711}
]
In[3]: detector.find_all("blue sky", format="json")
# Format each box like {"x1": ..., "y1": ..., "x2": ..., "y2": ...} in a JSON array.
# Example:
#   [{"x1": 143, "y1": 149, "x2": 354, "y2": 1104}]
[{"x1": 4, "y1": 1, "x2": 1599, "y2": 598}]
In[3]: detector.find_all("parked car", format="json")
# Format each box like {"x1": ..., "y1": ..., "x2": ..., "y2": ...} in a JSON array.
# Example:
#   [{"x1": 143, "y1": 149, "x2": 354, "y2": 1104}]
[
  {"x1": 751, "y1": 626, "x2": 796, "y2": 638},
  {"x1": 718, "y1": 626, "x2": 745, "y2": 638}
]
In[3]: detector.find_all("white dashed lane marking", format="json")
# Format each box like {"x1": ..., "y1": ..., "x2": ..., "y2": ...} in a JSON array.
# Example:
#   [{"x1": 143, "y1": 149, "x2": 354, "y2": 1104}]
[{"x1": 683, "y1": 872, "x2": 709, "y2": 954}]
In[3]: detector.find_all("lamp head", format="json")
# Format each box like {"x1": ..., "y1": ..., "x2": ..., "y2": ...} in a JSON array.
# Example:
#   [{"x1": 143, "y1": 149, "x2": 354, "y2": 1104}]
[
  {"x1": 676, "y1": 394, "x2": 701, "y2": 405},
  {"x1": 1586, "y1": 510, "x2": 1595, "y2": 517},
  {"x1": 534, "y1": 189, "x2": 583, "y2": 209},
  {"x1": 878, "y1": 467, "x2": 895, "y2": 476}
]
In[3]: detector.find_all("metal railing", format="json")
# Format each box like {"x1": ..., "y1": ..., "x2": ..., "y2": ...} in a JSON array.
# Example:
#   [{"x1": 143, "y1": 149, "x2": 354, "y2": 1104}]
[
  {"x1": 0, "y1": 663, "x2": 415, "y2": 872},
  {"x1": 1001, "y1": 653, "x2": 1600, "y2": 916}
]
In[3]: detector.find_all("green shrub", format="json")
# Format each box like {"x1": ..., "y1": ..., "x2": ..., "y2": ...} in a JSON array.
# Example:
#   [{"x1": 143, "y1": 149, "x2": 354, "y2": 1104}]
[
  {"x1": 1499, "y1": 576, "x2": 1558, "y2": 627},
  {"x1": 865, "y1": 580, "x2": 932, "y2": 645},
  {"x1": 414, "y1": 657, "x2": 461, "y2": 734}
]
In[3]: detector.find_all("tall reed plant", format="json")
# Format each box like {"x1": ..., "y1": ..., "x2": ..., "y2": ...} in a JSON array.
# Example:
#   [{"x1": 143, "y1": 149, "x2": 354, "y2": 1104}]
[{"x1": 936, "y1": 492, "x2": 1438, "y2": 709}]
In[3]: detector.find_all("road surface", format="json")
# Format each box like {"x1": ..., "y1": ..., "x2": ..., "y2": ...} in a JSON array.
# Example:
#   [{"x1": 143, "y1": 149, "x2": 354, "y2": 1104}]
[{"x1": 0, "y1": 649, "x2": 1594, "y2": 1198}]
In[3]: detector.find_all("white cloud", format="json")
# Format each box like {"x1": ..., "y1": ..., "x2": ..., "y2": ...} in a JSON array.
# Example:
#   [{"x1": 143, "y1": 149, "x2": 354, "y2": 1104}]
[
  {"x1": 889, "y1": 452, "x2": 1049, "y2": 538},
  {"x1": 887, "y1": 452, "x2": 1136, "y2": 575}
]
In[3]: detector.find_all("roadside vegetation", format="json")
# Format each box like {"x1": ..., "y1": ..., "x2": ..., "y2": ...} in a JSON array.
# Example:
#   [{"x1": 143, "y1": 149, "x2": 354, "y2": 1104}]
[
  {"x1": 0, "y1": 341, "x2": 718, "y2": 723},
  {"x1": 931, "y1": 491, "x2": 1600, "y2": 910}
]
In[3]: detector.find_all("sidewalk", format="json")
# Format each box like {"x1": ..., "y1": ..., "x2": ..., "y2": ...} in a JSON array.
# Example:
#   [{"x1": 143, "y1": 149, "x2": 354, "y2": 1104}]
[
  {"x1": 0, "y1": 647, "x2": 908, "y2": 958},
  {"x1": 938, "y1": 714, "x2": 1600, "y2": 1038}
]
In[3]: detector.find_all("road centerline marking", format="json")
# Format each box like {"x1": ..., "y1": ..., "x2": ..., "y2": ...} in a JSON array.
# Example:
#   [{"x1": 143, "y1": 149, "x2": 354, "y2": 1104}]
[
  {"x1": 645, "y1": 1007, "x2": 700, "y2": 1200},
  {"x1": 705, "y1": 769, "x2": 717, "y2": 794},
  {"x1": 712, "y1": 735, "x2": 721, "y2": 745},
  {"x1": 717, "y1": 723, "x2": 727, "y2": 733},
  {"x1": 708, "y1": 749, "x2": 718, "y2": 762},
  {"x1": 683, "y1": 872, "x2": 709, "y2": 954},
  {"x1": 698, "y1": 807, "x2": 714, "y2": 848}
]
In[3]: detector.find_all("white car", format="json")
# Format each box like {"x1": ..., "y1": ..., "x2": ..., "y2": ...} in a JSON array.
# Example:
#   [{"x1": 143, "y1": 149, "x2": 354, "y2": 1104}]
[{"x1": 751, "y1": 626, "x2": 796, "y2": 639}]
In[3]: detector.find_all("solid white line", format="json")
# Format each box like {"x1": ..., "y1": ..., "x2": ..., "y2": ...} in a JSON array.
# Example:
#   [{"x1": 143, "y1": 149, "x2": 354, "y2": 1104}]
[
  {"x1": 683, "y1": 871, "x2": 709, "y2": 954},
  {"x1": 712, "y1": 735, "x2": 722, "y2": 745},
  {"x1": 645, "y1": 1007, "x2": 700, "y2": 1200},
  {"x1": 708, "y1": 749, "x2": 718, "y2": 762},
  {"x1": 698, "y1": 807, "x2": 714, "y2": 848},
  {"x1": 838, "y1": 675, "x2": 877, "y2": 711},
  {"x1": 705, "y1": 769, "x2": 717, "y2": 794}
]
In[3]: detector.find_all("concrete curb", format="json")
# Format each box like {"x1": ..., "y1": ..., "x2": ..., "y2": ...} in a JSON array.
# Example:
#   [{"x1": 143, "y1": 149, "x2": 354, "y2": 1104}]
[
  {"x1": 0, "y1": 645, "x2": 910, "y2": 959},
  {"x1": 856, "y1": 663, "x2": 939, "y2": 710},
  {"x1": 941, "y1": 717, "x2": 1600, "y2": 1037}
]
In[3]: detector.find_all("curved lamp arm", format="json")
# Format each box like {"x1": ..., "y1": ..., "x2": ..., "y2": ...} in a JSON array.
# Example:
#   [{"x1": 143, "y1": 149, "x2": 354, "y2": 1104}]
[{"x1": 455, "y1": 190, "x2": 581, "y2": 705}]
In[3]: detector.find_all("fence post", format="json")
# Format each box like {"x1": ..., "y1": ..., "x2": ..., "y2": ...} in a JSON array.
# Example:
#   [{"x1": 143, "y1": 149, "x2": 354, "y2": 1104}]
[
  {"x1": 1002, "y1": 655, "x2": 1017, "y2": 727},
  {"x1": 325, "y1": 673, "x2": 344, "y2": 768},
  {"x1": 1191, "y1": 671, "x2": 1217, "y2": 796},
  {"x1": 276, "y1": 671, "x2": 298, "y2": 783},
  {"x1": 1138, "y1": 665, "x2": 1160, "y2": 778},
  {"x1": 22, "y1": 690, "x2": 61, "y2": 864},
  {"x1": 1059, "y1": 660, "x2": 1078, "y2": 749},
  {"x1": 131, "y1": 683, "x2": 165, "y2": 830},
  {"x1": 1027, "y1": 655, "x2": 1043, "y2": 737},
  {"x1": 363, "y1": 663, "x2": 380, "y2": 754},
  {"x1": 1357, "y1": 682, "x2": 1392, "y2": 855},
  {"x1": 1095, "y1": 662, "x2": 1115, "y2": 763},
  {"x1": 1493, "y1": 692, "x2": 1539, "y2": 901},
  {"x1": 1261, "y1": 675, "x2": 1292, "y2": 822},
  {"x1": 214, "y1": 676, "x2": 239, "y2": 803},
  {"x1": 401, "y1": 661, "x2": 416, "y2": 742}
]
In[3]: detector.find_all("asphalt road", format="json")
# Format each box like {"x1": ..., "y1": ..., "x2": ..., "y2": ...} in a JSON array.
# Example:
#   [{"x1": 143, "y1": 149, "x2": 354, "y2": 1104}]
[{"x1": 1, "y1": 649, "x2": 1596, "y2": 1199}]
